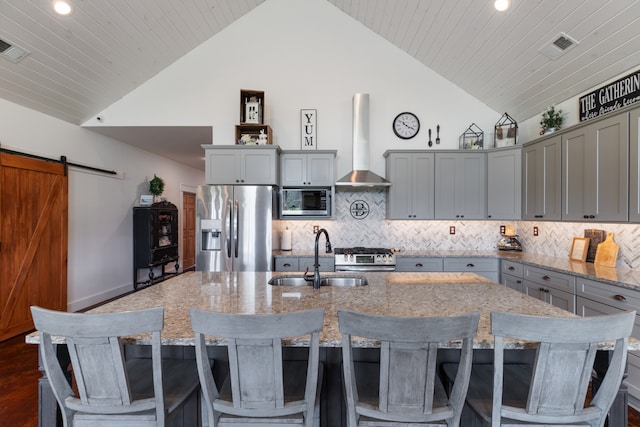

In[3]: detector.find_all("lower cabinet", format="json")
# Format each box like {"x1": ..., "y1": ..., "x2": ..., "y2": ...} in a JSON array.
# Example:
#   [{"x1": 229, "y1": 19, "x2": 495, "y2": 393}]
[
  {"x1": 500, "y1": 260, "x2": 524, "y2": 292},
  {"x1": 522, "y1": 265, "x2": 576, "y2": 313},
  {"x1": 395, "y1": 257, "x2": 443, "y2": 272},
  {"x1": 273, "y1": 256, "x2": 334, "y2": 272},
  {"x1": 443, "y1": 258, "x2": 499, "y2": 282},
  {"x1": 576, "y1": 277, "x2": 640, "y2": 406}
]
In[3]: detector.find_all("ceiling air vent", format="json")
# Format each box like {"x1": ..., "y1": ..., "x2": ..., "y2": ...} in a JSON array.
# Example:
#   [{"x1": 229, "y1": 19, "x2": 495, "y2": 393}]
[
  {"x1": 539, "y1": 32, "x2": 579, "y2": 60},
  {"x1": 0, "y1": 38, "x2": 30, "y2": 63}
]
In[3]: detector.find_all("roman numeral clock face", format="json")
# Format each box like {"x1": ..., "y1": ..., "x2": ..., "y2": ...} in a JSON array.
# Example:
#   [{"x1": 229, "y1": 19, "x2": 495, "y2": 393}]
[{"x1": 393, "y1": 112, "x2": 420, "y2": 139}]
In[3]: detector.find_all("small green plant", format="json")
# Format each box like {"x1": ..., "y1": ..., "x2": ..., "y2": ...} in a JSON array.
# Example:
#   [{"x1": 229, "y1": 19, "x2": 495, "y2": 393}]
[
  {"x1": 149, "y1": 174, "x2": 165, "y2": 196},
  {"x1": 540, "y1": 105, "x2": 563, "y2": 135}
]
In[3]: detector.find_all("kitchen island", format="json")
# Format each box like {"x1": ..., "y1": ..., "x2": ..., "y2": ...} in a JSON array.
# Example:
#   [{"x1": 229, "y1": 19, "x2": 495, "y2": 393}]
[{"x1": 29, "y1": 271, "x2": 632, "y2": 426}]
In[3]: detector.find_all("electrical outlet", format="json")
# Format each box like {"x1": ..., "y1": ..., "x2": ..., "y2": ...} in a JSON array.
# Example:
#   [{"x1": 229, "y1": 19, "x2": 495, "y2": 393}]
[
  {"x1": 500, "y1": 225, "x2": 506, "y2": 234},
  {"x1": 313, "y1": 225, "x2": 319, "y2": 234},
  {"x1": 533, "y1": 226, "x2": 539, "y2": 236},
  {"x1": 449, "y1": 226, "x2": 456, "y2": 235}
]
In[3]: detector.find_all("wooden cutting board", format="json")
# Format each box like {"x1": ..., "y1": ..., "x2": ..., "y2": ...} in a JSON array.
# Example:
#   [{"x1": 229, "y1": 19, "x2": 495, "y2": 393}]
[{"x1": 594, "y1": 232, "x2": 619, "y2": 267}]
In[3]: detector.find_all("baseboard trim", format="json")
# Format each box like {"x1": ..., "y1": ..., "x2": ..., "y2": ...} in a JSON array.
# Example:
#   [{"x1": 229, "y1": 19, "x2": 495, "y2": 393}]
[{"x1": 68, "y1": 283, "x2": 132, "y2": 313}]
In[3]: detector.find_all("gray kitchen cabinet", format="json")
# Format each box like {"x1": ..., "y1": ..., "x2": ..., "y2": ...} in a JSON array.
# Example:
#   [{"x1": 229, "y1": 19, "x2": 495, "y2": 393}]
[
  {"x1": 273, "y1": 256, "x2": 334, "y2": 272},
  {"x1": 395, "y1": 257, "x2": 443, "y2": 272},
  {"x1": 384, "y1": 151, "x2": 435, "y2": 219},
  {"x1": 487, "y1": 147, "x2": 521, "y2": 220},
  {"x1": 203, "y1": 145, "x2": 280, "y2": 185},
  {"x1": 522, "y1": 265, "x2": 576, "y2": 313},
  {"x1": 522, "y1": 135, "x2": 562, "y2": 221},
  {"x1": 280, "y1": 151, "x2": 336, "y2": 187},
  {"x1": 576, "y1": 277, "x2": 640, "y2": 406},
  {"x1": 435, "y1": 152, "x2": 486, "y2": 219},
  {"x1": 629, "y1": 107, "x2": 640, "y2": 222},
  {"x1": 562, "y1": 112, "x2": 629, "y2": 222},
  {"x1": 443, "y1": 257, "x2": 499, "y2": 282},
  {"x1": 500, "y1": 259, "x2": 524, "y2": 292}
]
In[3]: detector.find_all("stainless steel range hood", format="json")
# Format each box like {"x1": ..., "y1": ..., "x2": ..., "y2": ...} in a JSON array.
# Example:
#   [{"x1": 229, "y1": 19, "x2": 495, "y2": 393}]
[{"x1": 335, "y1": 93, "x2": 391, "y2": 187}]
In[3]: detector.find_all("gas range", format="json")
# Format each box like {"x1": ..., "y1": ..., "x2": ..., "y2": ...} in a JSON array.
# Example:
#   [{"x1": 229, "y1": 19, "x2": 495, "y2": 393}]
[{"x1": 334, "y1": 247, "x2": 396, "y2": 272}]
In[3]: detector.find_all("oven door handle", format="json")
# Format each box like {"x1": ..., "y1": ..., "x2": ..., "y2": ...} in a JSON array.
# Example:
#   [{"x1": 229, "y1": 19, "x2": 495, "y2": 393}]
[{"x1": 335, "y1": 265, "x2": 396, "y2": 272}]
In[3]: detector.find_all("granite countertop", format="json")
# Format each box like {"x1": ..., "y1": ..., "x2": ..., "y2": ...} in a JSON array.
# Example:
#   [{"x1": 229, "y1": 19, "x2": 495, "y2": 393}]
[
  {"x1": 28, "y1": 271, "x2": 583, "y2": 349},
  {"x1": 274, "y1": 249, "x2": 640, "y2": 291}
]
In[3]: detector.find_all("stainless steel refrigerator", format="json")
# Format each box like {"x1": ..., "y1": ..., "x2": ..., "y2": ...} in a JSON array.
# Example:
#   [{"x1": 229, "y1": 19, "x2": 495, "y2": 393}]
[{"x1": 196, "y1": 185, "x2": 279, "y2": 272}]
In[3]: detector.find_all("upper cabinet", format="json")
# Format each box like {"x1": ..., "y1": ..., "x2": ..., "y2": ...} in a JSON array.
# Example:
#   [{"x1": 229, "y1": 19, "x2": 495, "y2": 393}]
[
  {"x1": 629, "y1": 107, "x2": 640, "y2": 222},
  {"x1": 487, "y1": 147, "x2": 521, "y2": 220},
  {"x1": 203, "y1": 145, "x2": 281, "y2": 186},
  {"x1": 384, "y1": 150, "x2": 435, "y2": 219},
  {"x1": 522, "y1": 136, "x2": 562, "y2": 221},
  {"x1": 280, "y1": 151, "x2": 336, "y2": 187},
  {"x1": 561, "y1": 113, "x2": 629, "y2": 222},
  {"x1": 435, "y1": 151, "x2": 486, "y2": 220}
]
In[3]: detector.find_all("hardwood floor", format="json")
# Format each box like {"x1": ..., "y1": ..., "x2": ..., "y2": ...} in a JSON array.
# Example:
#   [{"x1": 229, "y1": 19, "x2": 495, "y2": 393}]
[{"x1": 2, "y1": 331, "x2": 640, "y2": 426}]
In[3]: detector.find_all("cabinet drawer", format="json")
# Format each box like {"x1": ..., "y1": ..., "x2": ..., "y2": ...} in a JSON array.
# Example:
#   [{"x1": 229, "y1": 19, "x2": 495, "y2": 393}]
[
  {"x1": 274, "y1": 258, "x2": 299, "y2": 272},
  {"x1": 395, "y1": 257, "x2": 443, "y2": 272},
  {"x1": 501, "y1": 260, "x2": 523, "y2": 277},
  {"x1": 444, "y1": 258, "x2": 498, "y2": 272},
  {"x1": 577, "y1": 278, "x2": 640, "y2": 312},
  {"x1": 523, "y1": 265, "x2": 575, "y2": 293}
]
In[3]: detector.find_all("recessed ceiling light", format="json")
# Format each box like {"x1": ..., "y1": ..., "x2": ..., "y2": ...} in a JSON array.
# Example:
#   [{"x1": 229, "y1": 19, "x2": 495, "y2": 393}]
[
  {"x1": 53, "y1": 1, "x2": 72, "y2": 16},
  {"x1": 494, "y1": 0, "x2": 510, "y2": 11}
]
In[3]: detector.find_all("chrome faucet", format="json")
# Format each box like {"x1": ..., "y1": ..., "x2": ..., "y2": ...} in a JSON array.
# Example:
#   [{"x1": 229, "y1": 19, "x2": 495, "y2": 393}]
[{"x1": 312, "y1": 228, "x2": 332, "y2": 290}]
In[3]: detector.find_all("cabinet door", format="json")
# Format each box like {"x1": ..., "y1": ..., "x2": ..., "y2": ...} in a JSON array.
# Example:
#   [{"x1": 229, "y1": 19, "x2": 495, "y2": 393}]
[
  {"x1": 299, "y1": 257, "x2": 335, "y2": 272},
  {"x1": 547, "y1": 287, "x2": 575, "y2": 313},
  {"x1": 501, "y1": 274, "x2": 523, "y2": 292},
  {"x1": 280, "y1": 155, "x2": 306, "y2": 186},
  {"x1": 630, "y1": 108, "x2": 640, "y2": 221},
  {"x1": 386, "y1": 152, "x2": 434, "y2": 219},
  {"x1": 395, "y1": 257, "x2": 443, "y2": 272},
  {"x1": 562, "y1": 114, "x2": 628, "y2": 222},
  {"x1": 435, "y1": 152, "x2": 486, "y2": 219},
  {"x1": 487, "y1": 148, "x2": 521, "y2": 220},
  {"x1": 522, "y1": 136, "x2": 561, "y2": 220},
  {"x1": 241, "y1": 150, "x2": 278, "y2": 185},
  {"x1": 523, "y1": 280, "x2": 546, "y2": 301},
  {"x1": 206, "y1": 150, "x2": 239, "y2": 184},
  {"x1": 306, "y1": 154, "x2": 334, "y2": 186}
]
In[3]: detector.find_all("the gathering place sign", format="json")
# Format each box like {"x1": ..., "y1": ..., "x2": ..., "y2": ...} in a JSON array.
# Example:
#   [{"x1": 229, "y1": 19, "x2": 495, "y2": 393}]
[{"x1": 579, "y1": 68, "x2": 640, "y2": 122}]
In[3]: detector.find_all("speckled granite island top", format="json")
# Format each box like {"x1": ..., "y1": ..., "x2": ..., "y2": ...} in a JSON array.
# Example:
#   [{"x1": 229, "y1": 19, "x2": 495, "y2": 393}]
[{"x1": 41, "y1": 271, "x2": 585, "y2": 349}]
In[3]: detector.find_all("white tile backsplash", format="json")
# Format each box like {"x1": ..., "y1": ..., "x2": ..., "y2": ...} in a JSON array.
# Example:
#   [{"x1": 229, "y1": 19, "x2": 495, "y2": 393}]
[{"x1": 279, "y1": 189, "x2": 640, "y2": 269}]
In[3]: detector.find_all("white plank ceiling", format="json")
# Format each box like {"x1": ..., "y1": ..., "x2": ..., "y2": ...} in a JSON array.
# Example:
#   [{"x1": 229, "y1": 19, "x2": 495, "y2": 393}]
[{"x1": 1, "y1": 0, "x2": 639, "y2": 170}]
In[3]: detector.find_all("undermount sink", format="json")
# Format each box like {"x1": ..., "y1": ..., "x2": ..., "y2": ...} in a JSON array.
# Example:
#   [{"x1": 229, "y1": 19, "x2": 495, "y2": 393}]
[{"x1": 268, "y1": 275, "x2": 368, "y2": 287}]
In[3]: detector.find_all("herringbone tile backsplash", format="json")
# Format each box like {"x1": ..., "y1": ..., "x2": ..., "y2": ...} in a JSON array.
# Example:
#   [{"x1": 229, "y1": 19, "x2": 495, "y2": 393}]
[{"x1": 280, "y1": 189, "x2": 640, "y2": 269}]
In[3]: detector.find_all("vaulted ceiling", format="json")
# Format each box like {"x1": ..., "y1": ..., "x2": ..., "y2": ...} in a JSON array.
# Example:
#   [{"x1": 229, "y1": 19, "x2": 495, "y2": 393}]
[{"x1": 1, "y1": 0, "x2": 639, "y2": 168}]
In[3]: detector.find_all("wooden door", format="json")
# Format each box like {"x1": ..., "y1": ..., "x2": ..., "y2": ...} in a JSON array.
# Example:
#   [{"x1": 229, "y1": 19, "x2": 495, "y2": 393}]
[
  {"x1": 0, "y1": 152, "x2": 68, "y2": 341},
  {"x1": 182, "y1": 192, "x2": 196, "y2": 271}
]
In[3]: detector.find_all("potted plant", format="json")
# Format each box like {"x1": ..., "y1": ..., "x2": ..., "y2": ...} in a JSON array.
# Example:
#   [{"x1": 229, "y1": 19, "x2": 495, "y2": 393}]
[
  {"x1": 539, "y1": 105, "x2": 563, "y2": 135},
  {"x1": 149, "y1": 174, "x2": 165, "y2": 203}
]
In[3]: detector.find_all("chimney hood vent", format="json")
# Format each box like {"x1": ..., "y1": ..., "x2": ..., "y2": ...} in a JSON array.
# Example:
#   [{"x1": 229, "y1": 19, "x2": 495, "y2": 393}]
[{"x1": 335, "y1": 93, "x2": 391, "y2": 187}]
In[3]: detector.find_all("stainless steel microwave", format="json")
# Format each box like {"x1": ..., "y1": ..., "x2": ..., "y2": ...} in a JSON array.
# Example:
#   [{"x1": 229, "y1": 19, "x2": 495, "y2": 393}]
[{"x1": 281, "y1": 188, "x2": 331, "y2": 217}]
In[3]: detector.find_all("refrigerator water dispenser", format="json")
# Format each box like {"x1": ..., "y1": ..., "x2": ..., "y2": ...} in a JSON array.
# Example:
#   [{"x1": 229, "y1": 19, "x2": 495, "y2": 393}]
[{"x1": 201, "y1": 219, "x2": 221, "y2": 251}]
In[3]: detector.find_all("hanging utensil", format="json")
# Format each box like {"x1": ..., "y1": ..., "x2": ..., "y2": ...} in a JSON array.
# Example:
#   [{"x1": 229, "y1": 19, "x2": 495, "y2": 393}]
[
  {"x1": 428, "y1": 128, "x2": 432, "y2": 147},
  {"x1": 436, "y1": 125, "x2": 441, "y2": 144}
]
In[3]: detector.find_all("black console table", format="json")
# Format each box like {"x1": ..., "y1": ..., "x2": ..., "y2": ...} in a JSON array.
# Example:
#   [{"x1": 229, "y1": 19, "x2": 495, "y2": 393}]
[{"x1": 133, "y1": 201, "x2": 179, "y2": 290}]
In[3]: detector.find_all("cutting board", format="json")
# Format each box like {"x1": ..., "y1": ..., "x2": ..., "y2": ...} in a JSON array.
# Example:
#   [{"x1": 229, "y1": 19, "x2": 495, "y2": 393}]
[{"x1": 594, "y1": 232, "x2": 619, "y2": 267}]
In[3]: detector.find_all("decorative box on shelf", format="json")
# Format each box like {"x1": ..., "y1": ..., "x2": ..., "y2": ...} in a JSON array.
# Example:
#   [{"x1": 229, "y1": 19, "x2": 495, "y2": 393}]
[
  {"x1": 459, "y1": 123, "x2": 484, "y2": 149},
  {"x1": 240, "y1": 89, "x2": 264, "y2": 124},
  {"x1": 494, "y1": 112, "x2": 518, "y2": 147},
  {"x1": 235, "y1": 124, "x2": 272, "y2": 145}
]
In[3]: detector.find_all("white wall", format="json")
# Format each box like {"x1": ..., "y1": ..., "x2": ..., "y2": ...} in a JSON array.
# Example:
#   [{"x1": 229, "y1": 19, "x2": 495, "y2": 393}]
[
  {"x1": 87, "y1": 0, "x2": 500, "y2": 178},
  {"x1": 0, "y1": 98, "x2": 204, "y2": 311}
]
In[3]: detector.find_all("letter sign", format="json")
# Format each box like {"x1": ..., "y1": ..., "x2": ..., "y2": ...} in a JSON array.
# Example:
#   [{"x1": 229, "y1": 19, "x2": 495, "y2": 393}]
[{"x1": 300, "y1": 109, "x2": 317, "y2": 150}]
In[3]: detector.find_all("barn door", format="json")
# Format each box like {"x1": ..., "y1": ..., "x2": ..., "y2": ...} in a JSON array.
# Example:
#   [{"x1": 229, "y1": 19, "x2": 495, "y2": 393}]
[{"x1": 0, "y1": 152, "x2": 68, "y2": 341}]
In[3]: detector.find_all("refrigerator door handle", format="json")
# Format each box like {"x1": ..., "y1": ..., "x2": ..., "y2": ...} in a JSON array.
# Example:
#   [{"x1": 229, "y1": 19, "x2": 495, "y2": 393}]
[
  {"x1": 233, "y1": 199, "x2": 239, "y2": 258},
  {"x1": 225, "y1": 200, "x2": 232, "y2": 258}
]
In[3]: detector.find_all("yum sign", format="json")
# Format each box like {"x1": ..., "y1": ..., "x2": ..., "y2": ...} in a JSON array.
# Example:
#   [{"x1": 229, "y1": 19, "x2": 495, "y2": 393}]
[{"x1": 301, "y1": 109, "x2": 317, "y2": 150}]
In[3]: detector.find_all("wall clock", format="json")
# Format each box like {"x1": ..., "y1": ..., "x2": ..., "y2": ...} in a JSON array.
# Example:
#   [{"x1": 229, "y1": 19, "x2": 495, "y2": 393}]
[{"x1": 393, "y1": 112, "x2": 420, "y2": 139}]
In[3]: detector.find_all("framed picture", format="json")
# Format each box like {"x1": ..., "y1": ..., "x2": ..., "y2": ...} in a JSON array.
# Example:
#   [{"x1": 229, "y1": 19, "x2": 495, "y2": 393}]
[
  {"x1": 570, "y1": 237, "x2": 590, "y2": 262},
  {"x1": 140, "y1": 195, "x2": 153, "y2": 206},
  {"x1": 301, "y1": 109, "x2": 317, "y2": 150}
]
